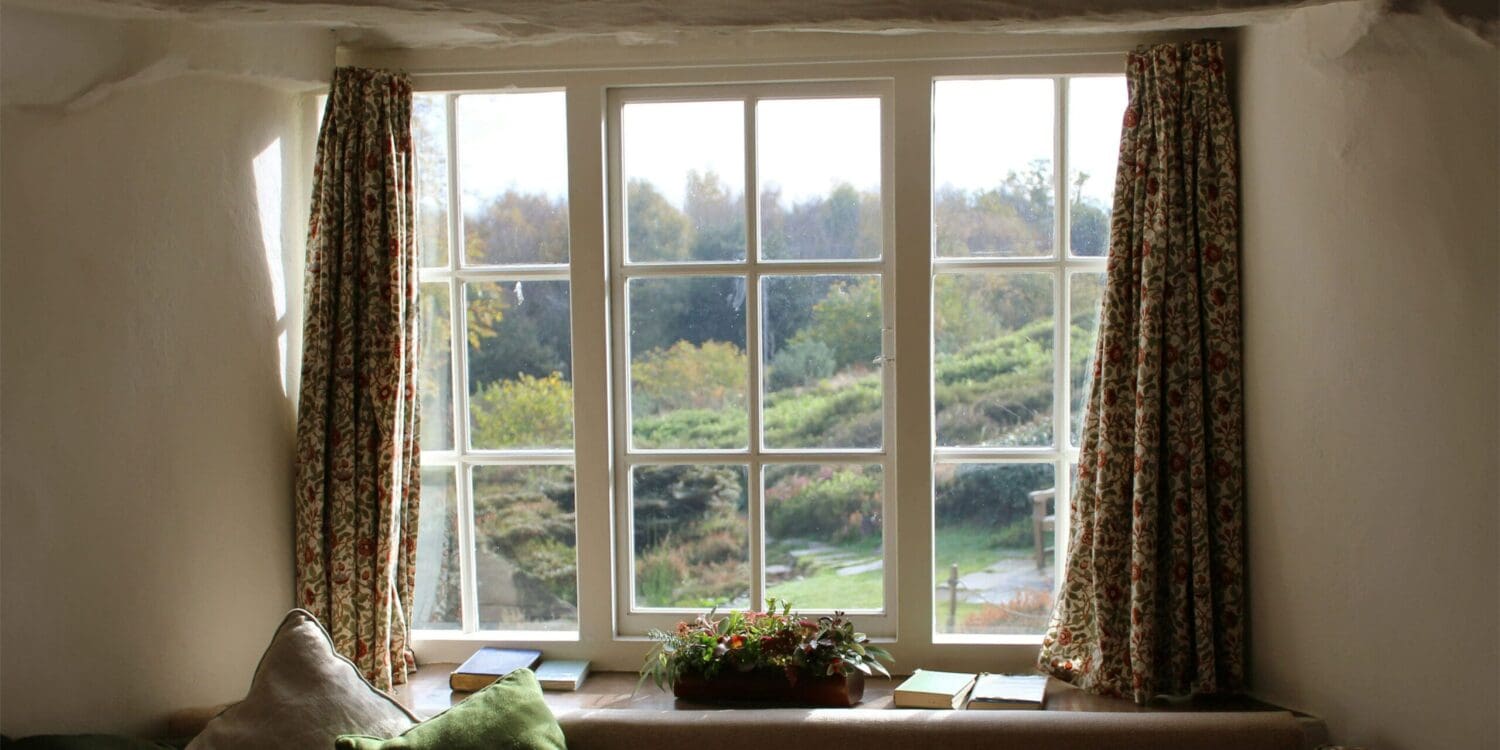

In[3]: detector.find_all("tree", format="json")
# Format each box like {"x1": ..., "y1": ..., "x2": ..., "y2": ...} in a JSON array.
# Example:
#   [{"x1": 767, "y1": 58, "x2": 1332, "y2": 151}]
[
  {"x1": 790, "y1": 277, "x2": 882, "y2": 371},
  {"x1": 627, "y1": 179, "x2": 691, "y2": 261}
]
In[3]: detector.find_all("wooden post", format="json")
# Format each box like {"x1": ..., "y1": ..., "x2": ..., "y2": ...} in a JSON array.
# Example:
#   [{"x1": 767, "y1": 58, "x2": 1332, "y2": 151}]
[{"x1": 947, "y1": 563, "x2": 959, "y2": 631}]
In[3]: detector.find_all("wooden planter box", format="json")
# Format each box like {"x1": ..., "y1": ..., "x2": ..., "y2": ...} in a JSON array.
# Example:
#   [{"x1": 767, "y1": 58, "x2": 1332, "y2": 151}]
[{"x1": 672, "y1": 669, "x2": 866, "y2": 707}]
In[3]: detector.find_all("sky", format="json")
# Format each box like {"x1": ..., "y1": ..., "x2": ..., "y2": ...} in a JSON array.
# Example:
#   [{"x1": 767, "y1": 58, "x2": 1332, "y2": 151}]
[{"x1": 435, "y1": 76, "x2": 1127, "y2": 213}]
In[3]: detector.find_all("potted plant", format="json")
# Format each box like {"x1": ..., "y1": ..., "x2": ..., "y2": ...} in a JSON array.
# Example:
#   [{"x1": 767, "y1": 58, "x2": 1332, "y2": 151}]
[{"x1": 640, "y1": 598, "x2": 893, "y2": 707}]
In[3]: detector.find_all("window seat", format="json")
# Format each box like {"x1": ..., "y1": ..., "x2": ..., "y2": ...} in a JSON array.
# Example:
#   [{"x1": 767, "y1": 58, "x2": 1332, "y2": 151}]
[{"x1": 393, "y1": 667, "x2": 1329, "y2": 750}]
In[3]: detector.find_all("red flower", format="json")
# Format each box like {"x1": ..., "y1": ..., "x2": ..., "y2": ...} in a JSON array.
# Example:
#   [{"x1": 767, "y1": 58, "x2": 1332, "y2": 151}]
[
  {"x1": 1123, "y1": 109, "x2": 1138, "y2": 128},
  {"x1": 358, "y1": 539, "x2": 376, "y2": 557},
  {"x1": 1204, "y1": 243, "x2": 1222, "y2": 263},
  {"x1": 1057, "y1": 627, "x2": 1073, "y2": 646}
]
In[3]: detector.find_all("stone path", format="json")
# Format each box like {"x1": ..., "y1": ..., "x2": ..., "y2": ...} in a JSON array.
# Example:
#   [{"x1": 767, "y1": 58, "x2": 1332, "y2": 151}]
[
  {"x1": 771, "y1": 541, "x2": 881, "y2": 581},
  {"x1": 940, "y1": 556, "x2": 1052, "y2": 605}
]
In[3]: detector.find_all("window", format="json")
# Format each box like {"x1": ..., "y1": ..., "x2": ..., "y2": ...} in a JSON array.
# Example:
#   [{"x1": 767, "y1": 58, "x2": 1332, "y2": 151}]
[
  {"x1": 608, "y1": 85, "x2": 895, "y2": 634},
  {"x1": 400, "y1": 62, "x2": 1128, "y2": 657},
  {"x1": 930, "y1": 76, "x2": 1125, "y2": 637},
  {"x1": 411, "y1": 91, "x2": 580, "y2": 635}
]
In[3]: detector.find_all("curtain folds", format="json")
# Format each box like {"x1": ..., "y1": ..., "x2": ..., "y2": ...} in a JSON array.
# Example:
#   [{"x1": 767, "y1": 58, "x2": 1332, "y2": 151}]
[
  {"x1": 1038, "y1": 41, "x2": 1246, "y2": 703},
  {"x1": 294, "y1": 67, "x2": 421, "y2": 692}
]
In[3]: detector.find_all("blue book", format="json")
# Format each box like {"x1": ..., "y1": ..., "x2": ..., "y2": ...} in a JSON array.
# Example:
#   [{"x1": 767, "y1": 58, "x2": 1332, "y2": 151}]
[{"x1": 449, "y1": 647, "x2": 542, "y2": 692}]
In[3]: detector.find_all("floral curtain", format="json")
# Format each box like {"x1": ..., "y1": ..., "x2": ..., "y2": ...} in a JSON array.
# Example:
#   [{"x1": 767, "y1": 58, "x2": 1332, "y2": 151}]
[
  {"x1": 294, "y1": 67, "x2": 420, "y2": 691},
  {"x1": 1038, "y1": 41, "x2": 1245, "y2": 703}
]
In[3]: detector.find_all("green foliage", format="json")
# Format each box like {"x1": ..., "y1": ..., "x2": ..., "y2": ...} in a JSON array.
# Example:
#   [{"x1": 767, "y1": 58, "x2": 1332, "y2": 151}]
[
  {"x1": 790, "y1": 278, "x2": 881, "y2": 371},
  {"x1": 471, "y1": 467, "x2": 577, "y2": 620},
  {"x1": 469, "y1": 372, "x2": 574, "y2": 449},
  {"x1": 640, "y1": 599, "x2": 893, "y2": 690},
  {"x1": 933, "y1": 463, "x2": 1053, "y2": 527},
  {"x1": 933, "y1": 162, "x2": 1055, "y2": 257},
  {"x1": 767, "y1": 339, "x2": 835, "y2": 391},
  {"x1": 627, "y1": 179, "x2": 692, "y2": 261},
  {"x1": 760, "y1": 183, "x2": 882, "y2": 260},
  {"x1": 632, "y1": 340, "x2": 746, "y2": 415},
  {"x1": 465, "y1": 192, "x2": 569, "y2": 265},
  {"x1": 764, "y1": 466, "x2": 881, "y2": 544},
  {"x1": 763, "y1": 378, "x2": 882, "y2": 449},
  {"x1": 632, "y1": 464, "x2": 749, "y2": 607}
]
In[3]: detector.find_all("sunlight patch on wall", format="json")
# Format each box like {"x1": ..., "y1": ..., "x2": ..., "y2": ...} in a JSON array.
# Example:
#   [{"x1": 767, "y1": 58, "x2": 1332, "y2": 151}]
[{"x1": 254, "y1": 137, "x2": 289, "y2": 396}]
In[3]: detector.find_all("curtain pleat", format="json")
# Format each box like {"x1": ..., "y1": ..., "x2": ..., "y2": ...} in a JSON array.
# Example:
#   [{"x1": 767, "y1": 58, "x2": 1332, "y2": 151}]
[
  {"x1": 294, "y1": 67, "x2": 420, "y2": 692},
  {"x1": 1038, "y1": 40, "x2": 1245, "y2": 703}
]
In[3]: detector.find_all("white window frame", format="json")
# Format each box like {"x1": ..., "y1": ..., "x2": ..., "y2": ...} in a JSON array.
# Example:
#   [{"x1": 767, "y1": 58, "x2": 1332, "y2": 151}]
[
  {"x1": 372, "y1": 45, "x2": 1151, "y2": 671},
  {"x1": 605, "y1": 81, "x2": 898, "y2": 636},
  {"x1": 415, "y1": 89, "x2": 581, "y2": 641},
  {"x1": 928, "y1": 75, "x2": 1113, "y2": 645}
]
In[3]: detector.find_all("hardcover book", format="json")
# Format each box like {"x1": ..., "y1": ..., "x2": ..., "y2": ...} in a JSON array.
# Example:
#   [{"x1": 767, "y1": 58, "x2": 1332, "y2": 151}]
[
  {"x1": 892, "y1": 669, "x2": 977, "y2": 709},
  {"x1": 534, "y1": 659, "x2": 591, "y2": 691},
  {"x1": 966, "y1": 673, "x2": 1047, "y2": 710},
  {"x1": 448, "y1": 647, "x2": 543, "y2": 693}
]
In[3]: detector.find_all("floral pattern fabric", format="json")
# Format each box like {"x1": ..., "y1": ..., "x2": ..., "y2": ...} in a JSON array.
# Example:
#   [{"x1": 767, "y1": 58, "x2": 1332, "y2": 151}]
[
  {"x1": 294, "y1": 67, "x2": 420, "y2": 692},
  {"x1": 1038, "y1": 41, "x2": 1245, "y2": 703}
]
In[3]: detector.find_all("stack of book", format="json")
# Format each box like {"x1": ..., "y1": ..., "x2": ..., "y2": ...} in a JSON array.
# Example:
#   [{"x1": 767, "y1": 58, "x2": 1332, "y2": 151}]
[
  {"x1": 892, "y1": 669, "x2": 1047, "y2": 710},
  {"x1": 448, "y1": 647, "x2": 591, "y2": 693}
]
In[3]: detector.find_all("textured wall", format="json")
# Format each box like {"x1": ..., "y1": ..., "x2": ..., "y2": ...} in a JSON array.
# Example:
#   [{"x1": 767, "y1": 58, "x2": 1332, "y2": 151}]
[
  {"x1": 0, "y1": 9, "x2": 329, "y2": 736},
  {"x1": 1239, "y1": 2, "x2": 1498, "y2": 748}
]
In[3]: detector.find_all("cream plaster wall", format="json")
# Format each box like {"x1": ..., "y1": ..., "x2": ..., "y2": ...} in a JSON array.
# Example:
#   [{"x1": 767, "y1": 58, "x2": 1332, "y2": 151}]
[
  {"x1": 1239, "y1": 3, "x2": 1499, "y2": 748},
  {"x1": 0, "y1": 9, "x2": 331, "y2": 736}
]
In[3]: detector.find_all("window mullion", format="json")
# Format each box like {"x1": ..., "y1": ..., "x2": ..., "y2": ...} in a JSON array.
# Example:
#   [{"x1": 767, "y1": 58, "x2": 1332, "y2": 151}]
[
  {"x1": 744, "y1": 96, "x2": 766, "y2": 612},
  {"x1": 1054, "y1": 77, "x2": 1072, "y2": 585},
  {"x1": 439, "y1": 93, "x2": 483, "y2": 635}
]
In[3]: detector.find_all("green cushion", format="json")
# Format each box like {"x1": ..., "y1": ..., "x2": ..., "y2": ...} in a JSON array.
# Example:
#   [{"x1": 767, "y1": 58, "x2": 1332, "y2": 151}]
[{"x1": 335, "y1": 669, "x2": 565, "y2": 750}]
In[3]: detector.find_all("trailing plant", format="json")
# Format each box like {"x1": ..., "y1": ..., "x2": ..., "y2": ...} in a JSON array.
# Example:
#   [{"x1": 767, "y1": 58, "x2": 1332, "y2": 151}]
[{"x1": 640, "y1": 598, "x2": 892, "y2": 690}]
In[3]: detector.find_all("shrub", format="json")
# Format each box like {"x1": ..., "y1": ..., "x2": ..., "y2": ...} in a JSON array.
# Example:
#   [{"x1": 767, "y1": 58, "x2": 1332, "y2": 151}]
[
  {"x1": 632, "y1": 340, "x2": 747, "y2": 415},
  {"x1": 960, "y1": 588, "x2": 1054, "y2": 634},
  {"x1": 468, "y1": 372, "x2": 573, "y2": 448},
  {"x1": 764, "y1": 465, "x2": 882, "y2": 544},
  {"x1": 934, "y1": 463, "x2": 1052, "y2": 527},
  {"x1": 768, "y1": 339, "x2": 836, "y2": 391}
]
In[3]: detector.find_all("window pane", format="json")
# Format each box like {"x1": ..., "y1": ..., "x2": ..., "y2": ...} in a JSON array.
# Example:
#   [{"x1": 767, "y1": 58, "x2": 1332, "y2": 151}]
[
  {"x1": 412, "y1": 468, "x2": 461, "y2": 630},
  {"x1": 623, "y1": 101, "x2": 746, "y2": 263},
  {"x1": 933, "y1": 463, "x2": 1056, "y2": 636},
  {"x1": 419, "y1": 284, "x2": 453, "y2": 451},
  {"x1": 457, "y1": 92, "x2": 570, "y2": 266},
  {"x1": 764, "y1": 464, "x2": 883, "y2": 610},
  {"x1": 758, "y1": 98, "x2": 881, "y2": 260},
  {"x1": 472, "y1": 465, "x2": 577, "y2": 631},
  {"x1": 1070, "y1": 272, "x2": 1106, "y2": 447},
  {"x1": 933, "y1": 272, "x2": 1055, "y2": 447},
  {"x1": 413, "y1": 94, "x2": 450, "y2": 268},
  {"x1": 934, "y1": 79, "x2": 1056, "y2": 258},
  {"x1": 762, "y1": 275, "x2": 882, "y2": 449},
  {"x1": 631, "y1": 464, "x2": 749, "y2": 609},
  {"x1": 1067, "y1": 77, "x2": 1127, "y2": 257},
  {"x1": 466, "y1": 280, "x2": 574, "y2": 450},
  {"x1": 628, "y1": 276, "x2": 747, "y2": 450}
]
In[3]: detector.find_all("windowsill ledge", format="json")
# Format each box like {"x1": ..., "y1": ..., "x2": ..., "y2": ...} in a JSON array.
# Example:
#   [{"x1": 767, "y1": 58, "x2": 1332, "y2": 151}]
[{"x1": 397, "y1": 665, "x2": 1328, "y2": 750}]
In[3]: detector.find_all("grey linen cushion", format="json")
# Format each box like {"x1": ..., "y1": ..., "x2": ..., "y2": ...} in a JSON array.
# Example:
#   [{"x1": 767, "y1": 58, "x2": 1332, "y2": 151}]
[{"x1": 186, "y1": 609, "x2": 417, "y2": 750}]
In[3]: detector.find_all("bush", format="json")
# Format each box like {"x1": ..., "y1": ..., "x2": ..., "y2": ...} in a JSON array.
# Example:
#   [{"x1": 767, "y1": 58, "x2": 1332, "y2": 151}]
[
  {"x1": 632, "y1": 340, "x2": 747, "y2": 415},
  {"x1": 792, "y1": 278, "x2": 882, "y2": 371},
  {"x1": 934, "y1": 463, "x2": 1052, "y2": 527},
  {"x1": 469, "y1": 372, "x2": 573, "y2": 448},
  {"x1": 768, "y1": 339, "x2": 836, "y2": 391},
  {"x1": 471, "y1": 467, "x2": 577, "y2": 620},
  {"x1": 764, "y1": 465, "x2": 882, "y2": 543}
]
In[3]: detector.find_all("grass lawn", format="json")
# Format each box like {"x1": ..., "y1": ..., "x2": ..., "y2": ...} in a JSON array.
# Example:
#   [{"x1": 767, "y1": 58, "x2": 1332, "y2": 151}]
[{"x1": 763, "y1": 525, "x2": 1045, "y2": 612}]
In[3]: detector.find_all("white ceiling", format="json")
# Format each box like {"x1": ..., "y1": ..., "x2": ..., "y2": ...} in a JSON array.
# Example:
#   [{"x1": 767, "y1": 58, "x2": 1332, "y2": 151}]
[
  {"x1": 6, "y1": 0, "x2": 1492, "y2": 49},
  {"x1": 0, "y1": 0, "x2": 1353, "y2": 49}
]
